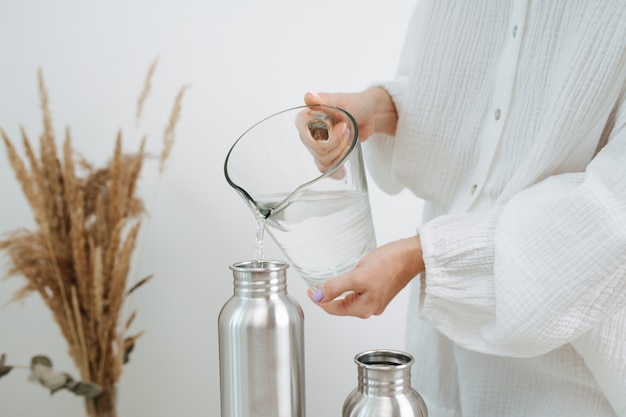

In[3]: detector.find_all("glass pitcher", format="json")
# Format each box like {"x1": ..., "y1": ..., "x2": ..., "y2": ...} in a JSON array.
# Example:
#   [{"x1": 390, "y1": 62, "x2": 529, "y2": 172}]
[{"x1": 224, "y1": 104, "x2": 376, "y2": 289}]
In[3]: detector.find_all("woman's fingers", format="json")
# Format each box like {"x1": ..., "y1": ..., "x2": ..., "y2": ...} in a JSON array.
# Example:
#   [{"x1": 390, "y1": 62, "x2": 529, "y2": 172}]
[
  {"x1": 307, "y1": 237, "x2": 425, "y2": 318},
  {"x1": 296, "y1": 106, "x2": 352, "y2": 174},
  {"x1": 311, "y1": 122, "x2": 350, "y2": 170},
  {"x1": 304, "y1": 91, "x2": 326, "y2": 106},
  {"x1": 307, "y1": 289, "x2": 374, "y2": 318}
]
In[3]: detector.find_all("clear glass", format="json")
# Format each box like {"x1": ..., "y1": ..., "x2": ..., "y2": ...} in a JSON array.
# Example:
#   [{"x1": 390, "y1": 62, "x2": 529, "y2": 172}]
[{"x1": 224, "y1": 105, "x2": 377, "y2": 289}]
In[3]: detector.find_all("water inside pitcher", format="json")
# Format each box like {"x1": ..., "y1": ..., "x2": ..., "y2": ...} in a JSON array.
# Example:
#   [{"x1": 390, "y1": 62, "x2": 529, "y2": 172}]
[{"x1": 224, "y1": 104, "x2": 377, "y2": 289}]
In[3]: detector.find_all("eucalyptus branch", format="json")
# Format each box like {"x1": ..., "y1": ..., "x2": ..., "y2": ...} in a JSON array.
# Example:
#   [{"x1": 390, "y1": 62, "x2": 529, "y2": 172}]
[{"x1": 0, "y1": 353, "x2": 102, "y2": 398}]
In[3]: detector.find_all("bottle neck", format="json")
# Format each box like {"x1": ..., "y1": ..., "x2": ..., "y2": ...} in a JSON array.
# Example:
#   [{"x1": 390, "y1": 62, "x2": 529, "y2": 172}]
[
  {"x1": 355, "y1": 350, "x2": 414, "y2": 396},
  {"x1": 231, "y1": 260, "x2": 288, "y2": 298}
]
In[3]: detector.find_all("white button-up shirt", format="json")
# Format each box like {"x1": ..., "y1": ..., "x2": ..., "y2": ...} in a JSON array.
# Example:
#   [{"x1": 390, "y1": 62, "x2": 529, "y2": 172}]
[{"x1": 364, "y1": 1, "x2": 626, "y2": 416}]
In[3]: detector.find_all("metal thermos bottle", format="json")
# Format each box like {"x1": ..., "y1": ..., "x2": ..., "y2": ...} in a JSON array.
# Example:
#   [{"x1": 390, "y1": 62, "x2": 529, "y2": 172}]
[
  {"x1": 218, "y1": 260, "x2": 305, "y2": 417},
  {"x1": 343, "y1": 350, "x2": 428, "y2": 417}
]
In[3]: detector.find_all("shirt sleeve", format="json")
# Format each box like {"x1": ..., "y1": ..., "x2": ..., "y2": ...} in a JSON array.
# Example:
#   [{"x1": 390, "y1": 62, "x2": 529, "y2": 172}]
[
  {"x1": 362, "y1": 76, "x2": 410, "y2": 195},
  {"x1": 361, "y1": 5, "x2": 422, "y2": 195},
  {"x1": 417, "y1": 89, "x2": 626, "y2": 360}
]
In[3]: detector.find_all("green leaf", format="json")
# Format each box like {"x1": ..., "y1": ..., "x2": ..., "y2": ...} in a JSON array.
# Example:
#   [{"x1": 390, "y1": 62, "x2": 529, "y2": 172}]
[
  {"x1": 67, "y1": 381, "x2": 103, "y2": 398},
  {"x1": 30, "y1": 355, "x2": 53, "y2": 369},
  {"x1": 0, "y1": 365, "x2": 13, "y2": 378}
]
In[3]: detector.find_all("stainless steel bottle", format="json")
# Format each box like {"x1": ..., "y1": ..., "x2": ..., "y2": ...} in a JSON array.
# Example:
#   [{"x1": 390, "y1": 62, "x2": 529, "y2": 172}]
[
  {"x1": 343, "y1": 350, "x2": 428, "y2": 417},
  {"x1": 218, "y1": 260, "x2": 305, "y2": 417}
]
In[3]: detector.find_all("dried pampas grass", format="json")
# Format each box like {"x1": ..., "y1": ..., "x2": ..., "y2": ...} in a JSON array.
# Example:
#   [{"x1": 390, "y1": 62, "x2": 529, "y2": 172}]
[{"x1": 0, "y1": 64, "x2": 186, "y2": 417}]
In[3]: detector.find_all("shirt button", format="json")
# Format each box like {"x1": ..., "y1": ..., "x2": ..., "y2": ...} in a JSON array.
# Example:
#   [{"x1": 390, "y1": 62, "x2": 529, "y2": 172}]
[
  {"x1": 495, "y1": 108, "x2": 501, "y2": 120},
  {"x1": 471, "y1": 184, "x2": 477, "y2": 194},
  {"x1": 512, "y1": 25, "x2": 518, "y2": 38}
]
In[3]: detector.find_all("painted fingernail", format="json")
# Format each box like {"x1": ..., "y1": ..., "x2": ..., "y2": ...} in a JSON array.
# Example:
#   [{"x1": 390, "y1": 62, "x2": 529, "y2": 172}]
[{"x1": 312, "y1": 289, "x2": 324, "y2": 302}]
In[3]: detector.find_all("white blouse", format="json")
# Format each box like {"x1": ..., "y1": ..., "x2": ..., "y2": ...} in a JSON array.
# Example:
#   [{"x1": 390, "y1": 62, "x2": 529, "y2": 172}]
[{"x1": 364, "y1": 1, "x2": 626, "y2": 416}]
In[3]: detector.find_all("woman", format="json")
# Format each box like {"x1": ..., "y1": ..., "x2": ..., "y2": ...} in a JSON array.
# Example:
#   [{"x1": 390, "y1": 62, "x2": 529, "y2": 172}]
[{"x1": 303, "y1": 1, "x2": 626, "y2": 416}]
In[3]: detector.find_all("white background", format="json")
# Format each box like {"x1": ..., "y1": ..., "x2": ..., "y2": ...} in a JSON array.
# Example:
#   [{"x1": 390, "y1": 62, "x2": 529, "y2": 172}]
[{"x1": 0, "y1": 1, "x2": 423, "y2": 416}]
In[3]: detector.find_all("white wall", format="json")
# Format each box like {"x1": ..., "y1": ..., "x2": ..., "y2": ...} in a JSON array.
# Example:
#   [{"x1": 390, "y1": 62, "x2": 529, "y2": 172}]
[{"x1": 0, "y1": 1, "x2": 422, "y2": 416}]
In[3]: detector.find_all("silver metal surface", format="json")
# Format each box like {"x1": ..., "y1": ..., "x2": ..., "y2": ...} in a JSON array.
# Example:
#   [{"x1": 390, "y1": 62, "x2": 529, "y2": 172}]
[
  {"x1": 343, "y1": 350, "x2": 428, "y2": 417},
  {"x1": 219, "y1": 260, "x2": 305, "y2": 417}
]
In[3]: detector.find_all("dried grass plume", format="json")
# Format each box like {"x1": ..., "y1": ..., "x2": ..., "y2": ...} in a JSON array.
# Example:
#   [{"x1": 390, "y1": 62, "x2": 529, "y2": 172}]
[{"x1": 0, "y1": 64, "x2": 186, "y2": 417}]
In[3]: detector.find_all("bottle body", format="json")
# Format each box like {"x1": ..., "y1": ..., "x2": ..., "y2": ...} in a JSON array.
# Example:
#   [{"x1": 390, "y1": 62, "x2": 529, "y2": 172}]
[
  {"x1": 219, "y1": 260, "x2": 305, "y2": 417},
  {"x1": 343, "y1": 350, "x2": 427, "y2": 417}
]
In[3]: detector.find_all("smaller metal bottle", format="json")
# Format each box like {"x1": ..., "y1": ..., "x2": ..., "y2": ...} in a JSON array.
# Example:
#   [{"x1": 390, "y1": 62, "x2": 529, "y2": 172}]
[
  {"x1": 343, "y1": 349, "x2": 428, "y2": 417},
  {"x1": 218, "y1": 260, "x2": 305, "y2": 417}
]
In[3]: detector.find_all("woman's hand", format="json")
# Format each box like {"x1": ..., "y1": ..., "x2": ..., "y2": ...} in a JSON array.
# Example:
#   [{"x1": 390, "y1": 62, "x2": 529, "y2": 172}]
[
  {"x1": 297, "y1": 88, "x2": 398, "y2": 175},
  {"x1": 295, "y1": 107, "x2": 353, "y2": 173},
  {"x1": 307, "y1": 236, "x2": 425, "y2": 318},
  {"x1": 304, "y1": 88, "x2": 398, "y2": 140}
]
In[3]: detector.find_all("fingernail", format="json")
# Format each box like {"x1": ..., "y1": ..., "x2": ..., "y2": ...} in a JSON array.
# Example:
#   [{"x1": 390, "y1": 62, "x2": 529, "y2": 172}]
[
  {"x1": 310, "y1": 92, "x2": 321, "y2": 99},
  {"x1": 312, "y1": 289, "x2": 323, "y2": 302}
]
